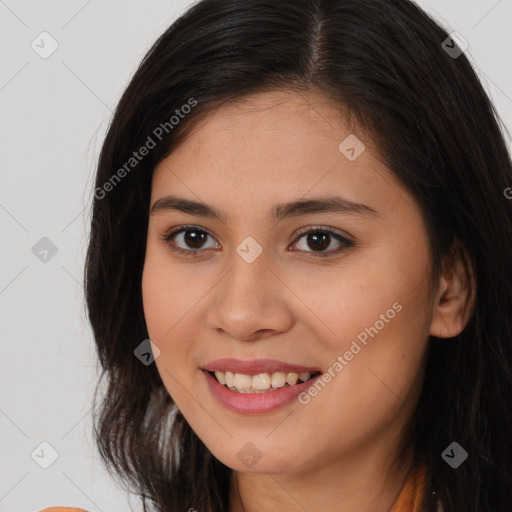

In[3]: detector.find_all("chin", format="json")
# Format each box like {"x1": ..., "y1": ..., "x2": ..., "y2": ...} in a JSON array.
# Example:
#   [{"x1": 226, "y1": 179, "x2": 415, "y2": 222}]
[{"x1": 210, "y1": 443, "x2": 306, "y2": 474}]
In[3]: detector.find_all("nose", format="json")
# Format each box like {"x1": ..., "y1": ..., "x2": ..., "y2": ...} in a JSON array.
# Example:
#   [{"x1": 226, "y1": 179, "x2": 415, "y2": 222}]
[{"x1": 206, "y1": 248, "x2": 294, "y2": 342}]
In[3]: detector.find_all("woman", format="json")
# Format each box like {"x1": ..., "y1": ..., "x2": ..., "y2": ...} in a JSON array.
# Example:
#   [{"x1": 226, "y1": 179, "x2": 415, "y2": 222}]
[{"x1": 58, "y1": 0, "x2": 512, "y2": 511}]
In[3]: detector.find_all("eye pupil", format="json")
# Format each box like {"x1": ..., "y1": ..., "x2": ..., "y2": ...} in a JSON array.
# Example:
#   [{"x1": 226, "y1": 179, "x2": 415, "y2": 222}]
[
  {"x1": 185, "y1": 230, "x2": 207, "y2": 249},
  {"x1": 308, "y1": 232, "x2": 330, "y2": 251}
]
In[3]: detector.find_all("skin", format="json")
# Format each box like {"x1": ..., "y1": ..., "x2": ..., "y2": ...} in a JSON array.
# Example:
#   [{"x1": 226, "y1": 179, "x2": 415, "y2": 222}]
[{"x1": 141, "y1": 90, "x2": 475, "y2": 512}]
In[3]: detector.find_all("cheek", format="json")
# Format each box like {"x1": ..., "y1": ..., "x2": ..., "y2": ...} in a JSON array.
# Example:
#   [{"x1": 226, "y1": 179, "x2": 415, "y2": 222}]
[
  {"x1": 141, "y1": 252, "x2": 199, "y2": 399},
  {"x1": 319, "y1": 263, "x2": 431, "y2": 425},
  {"x1": 142, "y1": 256, "x2": 185, "y2": 383},
  {"x1": 302, "y1": 242, "x2": 432, "y2": 399},
  {"x1": 141, "y1": 243, "x2": 186, "y2": 340},
  {"x1": 290, "y1": 252, "x2": 425, "y2": 354},
  {"x1": 141, "y1": 265, "x2": 168, "y2": 342}
]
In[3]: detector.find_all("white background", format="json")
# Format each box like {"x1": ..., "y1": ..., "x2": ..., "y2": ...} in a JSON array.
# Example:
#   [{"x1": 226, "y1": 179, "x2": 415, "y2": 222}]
[{"x1": 1, "y1": 1, "x2": 511, "y2": 511}]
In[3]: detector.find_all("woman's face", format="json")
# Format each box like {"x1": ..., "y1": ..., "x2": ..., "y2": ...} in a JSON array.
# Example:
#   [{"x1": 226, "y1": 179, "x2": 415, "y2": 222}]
[{"x1": 142, "y1": 90, "x2": 436, "y2": 475}]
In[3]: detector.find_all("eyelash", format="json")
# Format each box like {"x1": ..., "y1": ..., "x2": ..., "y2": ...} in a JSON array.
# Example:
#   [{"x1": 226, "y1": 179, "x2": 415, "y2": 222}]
[{"x1": 160, "y1": 224, "x2": 354, "y2": 259}]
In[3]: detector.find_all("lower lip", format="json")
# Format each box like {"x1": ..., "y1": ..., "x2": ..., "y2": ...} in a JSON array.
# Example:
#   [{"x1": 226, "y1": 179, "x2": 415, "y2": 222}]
[{"x1": 202, "y1": 370, "x2": 322, "y2": 414}]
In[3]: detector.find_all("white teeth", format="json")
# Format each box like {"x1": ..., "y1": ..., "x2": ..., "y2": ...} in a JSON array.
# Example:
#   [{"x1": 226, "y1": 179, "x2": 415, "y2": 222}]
[
  {"x1": 286, "y1": 372, "x2": 299, "y2": 385},
  {"x1": 211, "y1": 370, "x2": 318, "y2": 393},
  {"x1": 234, "y1": 373, "x2": 252, "y2": 389},
  {"x1": 271, "y1": 371, "x2": 286, "y2": 388},
  {"x1": 225, "y1": 371, "x2": 235, "y2": 388},
  {"x1": 251, "y1": 373, "x2": 271, "y2": 390}
]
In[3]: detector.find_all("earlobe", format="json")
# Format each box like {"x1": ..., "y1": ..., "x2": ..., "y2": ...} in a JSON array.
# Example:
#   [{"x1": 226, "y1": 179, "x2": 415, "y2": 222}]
[{"x1": 429, "y1": 241, "x2": 476, "y2": 339}]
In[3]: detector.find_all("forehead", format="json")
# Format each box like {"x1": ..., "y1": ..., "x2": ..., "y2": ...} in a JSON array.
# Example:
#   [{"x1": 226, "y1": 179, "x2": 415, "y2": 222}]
[
  {"x1": 167, "y1": 90, "x2": 353, "y2": 157},
  {"x1": 150, "y1": 90, "x2": 405, "y2": 222}
]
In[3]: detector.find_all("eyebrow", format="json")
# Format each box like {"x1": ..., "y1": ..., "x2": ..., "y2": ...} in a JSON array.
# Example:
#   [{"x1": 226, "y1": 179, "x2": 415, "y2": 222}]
[{"x1": 150, "y1": 194, "x2": 378, "y2": 222}]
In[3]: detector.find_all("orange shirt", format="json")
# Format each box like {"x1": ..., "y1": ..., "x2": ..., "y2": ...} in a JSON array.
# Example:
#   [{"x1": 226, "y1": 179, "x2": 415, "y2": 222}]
[
  {"x1": 39, "y1": 464, "x2": 432, "y2": 512},
  {"x1": 39, "y1": 509, "x2": 88, "y2": 512},
  {"x1": 390, "y1": 464, "x2": 426, "y2": 511}
]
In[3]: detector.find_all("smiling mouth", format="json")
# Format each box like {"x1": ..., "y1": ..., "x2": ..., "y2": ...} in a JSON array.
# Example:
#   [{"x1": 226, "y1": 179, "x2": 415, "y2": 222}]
[{"x1": 208, "y1": 370, "x2": 322, "y2": 393}]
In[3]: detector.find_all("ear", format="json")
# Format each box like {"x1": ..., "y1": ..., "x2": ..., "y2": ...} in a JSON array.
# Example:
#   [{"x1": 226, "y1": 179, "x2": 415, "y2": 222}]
[{"x1": 429, "y1": 240, "x2": 476, "y2": 338}]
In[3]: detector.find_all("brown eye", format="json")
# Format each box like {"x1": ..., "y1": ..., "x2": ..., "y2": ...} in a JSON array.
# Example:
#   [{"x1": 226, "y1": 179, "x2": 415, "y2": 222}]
[
  {"x1": 290, "y1": 228, "x2": 354, "y2": 258},
  {"x1": 161, "y1": 225, "x2": 354, "y2": 259},
  {"x1": 181, "y1": 229, "x2": 208, "y2": 249},
  {"x1": 162, "y1": 225, "x2": 219, "y2": 255},
  {"x1": 305, "y1": 232, "x2": 330, "y2": 251}
]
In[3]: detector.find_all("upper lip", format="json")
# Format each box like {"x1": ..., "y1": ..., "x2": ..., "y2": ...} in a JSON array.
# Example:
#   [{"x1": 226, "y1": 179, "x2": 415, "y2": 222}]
[{"x1": 202, "y1": 358, "x2": 322, "y2": 375}]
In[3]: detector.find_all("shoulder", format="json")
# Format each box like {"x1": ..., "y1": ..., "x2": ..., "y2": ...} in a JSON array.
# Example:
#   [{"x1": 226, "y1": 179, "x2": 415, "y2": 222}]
[{"x1": 39, "y1": 508, "x2": 90, "y2": 512}]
